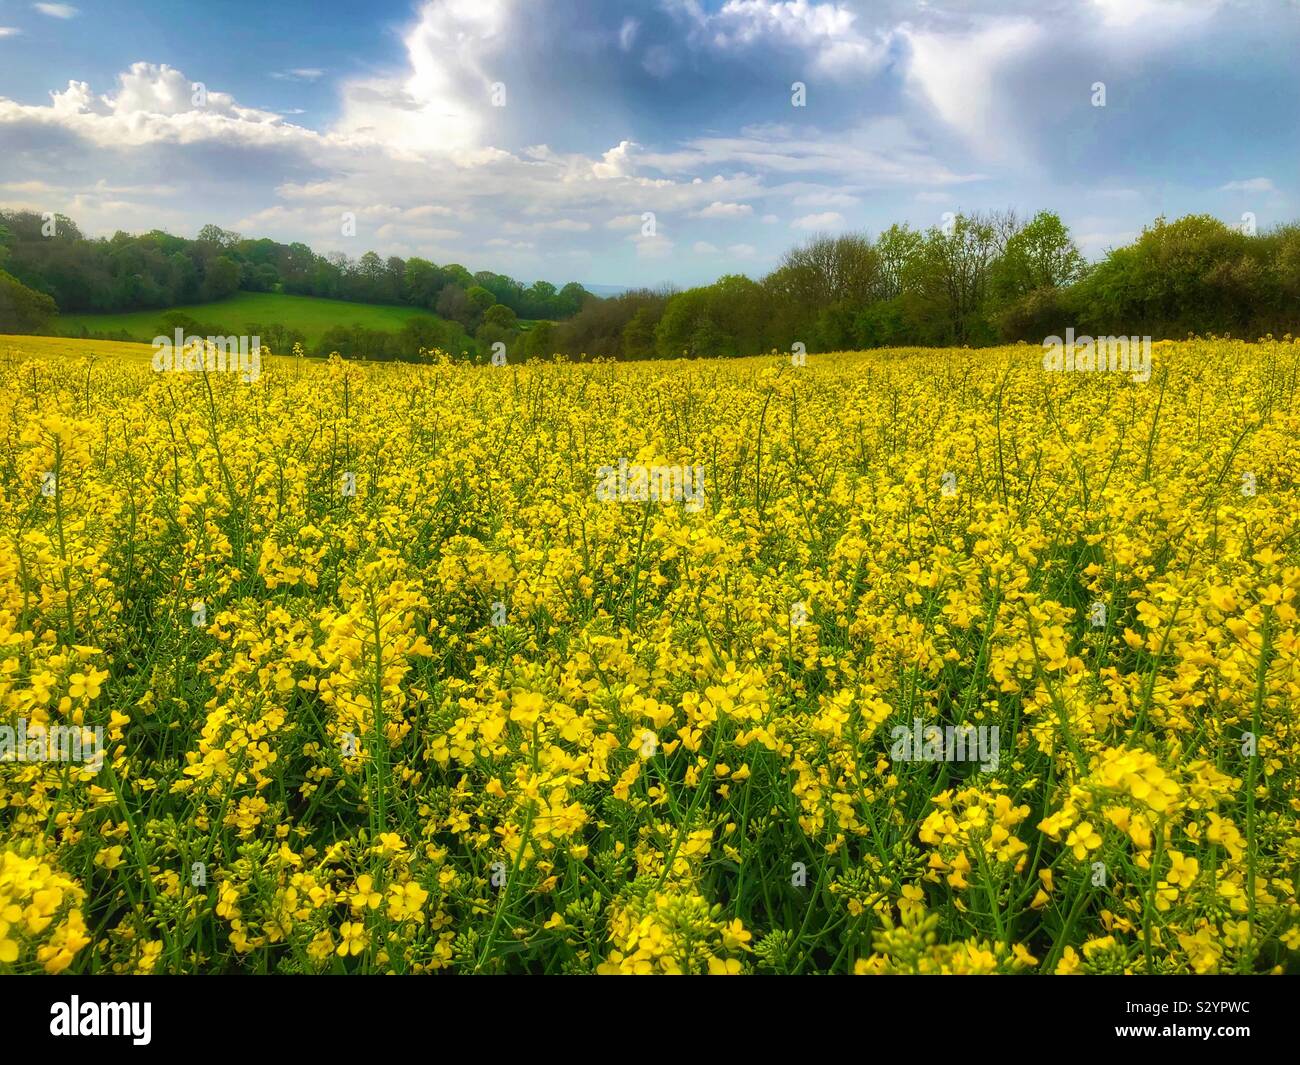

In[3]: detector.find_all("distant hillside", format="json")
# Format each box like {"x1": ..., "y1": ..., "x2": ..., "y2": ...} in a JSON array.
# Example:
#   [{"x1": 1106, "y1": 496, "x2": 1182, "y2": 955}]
[{"x1": 58, "y1": 291, "x2": 469, "y2": 348}]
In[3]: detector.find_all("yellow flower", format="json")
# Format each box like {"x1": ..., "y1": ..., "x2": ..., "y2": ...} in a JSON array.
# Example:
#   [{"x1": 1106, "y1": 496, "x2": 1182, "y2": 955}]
[
  {"x1": 1065, "y1": 822, "x2": 1102, "y2": 860},
  {"x1": 348, "y1": 875, "x2": 382, "y2": 912},
  {"x1": 386, "y1": 881, "x2": 429, "y2": 921},
  {"x1": 336, "y1": 921, "x2": 367, "y2": 958}
]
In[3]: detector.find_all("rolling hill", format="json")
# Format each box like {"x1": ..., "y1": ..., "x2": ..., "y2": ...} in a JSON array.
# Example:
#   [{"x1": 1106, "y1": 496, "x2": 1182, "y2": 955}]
[{"x1": 56, "y1": 291, "x2": 468, "y2": 348}]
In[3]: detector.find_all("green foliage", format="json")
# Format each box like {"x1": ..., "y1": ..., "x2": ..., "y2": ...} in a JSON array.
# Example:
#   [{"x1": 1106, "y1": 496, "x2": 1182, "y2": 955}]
[
  {"x1": 0, "y1": 209, "x2": 590, "y2": 325},
  {"x1": 482, "y1": 303, "x2": 518, "y2": 330},
  {"x1": 550, "y1": 210, "x2": 1300, "y2": 358},
  {"x1": 523, "y1": 319, "x2": 556, "y2": 359},
  {"x1": 0, "y1": 269, "x2": 58, "y2": 333}
]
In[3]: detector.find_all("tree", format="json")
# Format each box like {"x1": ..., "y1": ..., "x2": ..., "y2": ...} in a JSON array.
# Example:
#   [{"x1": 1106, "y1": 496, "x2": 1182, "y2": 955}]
[
  {"x1": 555, "y1": 288, "x2": 667, "y2": 357},
  {"x1": 874, "y1": 224, "x2": 923, "y2": 301},
  {"x1": 991, "y1": 211, "x2": 1085, "y2": 302},
  {"x1": 436, "y1": 284, "x2": 473, "y2": 327},
  {"x1": 1069, "y1": 214, "x2": 1256, "y2": 336},
  {"x1": 554, "y1": 282, "x2": 589, "y2": 318},
  {"x1": 622, "y1": 306, "x2": 659, "y2": 359},
  {"x1": 909, "y1": 212, "x2": 1009, "y2": 344},
  {"x1": 201, "y1": 255, "x2": 240, "y2": 301},
  {"x1": 483, "y1": 303, "x2": 518, "y2": 330},
  {"x1": 397, "y1": 315, "x2": 447, "y2": 355},
  {"x1": 768, "y1": 233, "x2": 879, "y2": 309},
  {"x1": 688, "y1": 314, "x2": 727, "y2": 358},
  {"x1": 196, "y1": 224, "x2": 241, "y2": 249},
  {"x1": 525, "y1": 280, "x2": 557, "y2": 318},
  {"x1": 466, "y1": 285, "x2": 497, "y2": 312},
  {"x1": 654, "y1": 275, "x2": 769, "y2": 357},
  {"x1": 0, "y1": 269, "x2": 58, "y2": 332},
  {"x1": 524, "y1": 320, "x2": 556, "y2": 359},
  {"x1": 403, "y1": 258, "x2": 444, "y2": 307}
]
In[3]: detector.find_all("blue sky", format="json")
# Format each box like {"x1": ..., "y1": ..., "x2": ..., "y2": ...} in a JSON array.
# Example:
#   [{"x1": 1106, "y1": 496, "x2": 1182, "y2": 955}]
[{"x1": 1, "y1": 0, "x2": 1297, "y2": 289}]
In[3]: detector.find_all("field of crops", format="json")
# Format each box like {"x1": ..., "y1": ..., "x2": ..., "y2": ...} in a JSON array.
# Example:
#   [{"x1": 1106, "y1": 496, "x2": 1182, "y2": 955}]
[{"x1": 0, "y1": 336, "x2": 1297, "y2": 975}]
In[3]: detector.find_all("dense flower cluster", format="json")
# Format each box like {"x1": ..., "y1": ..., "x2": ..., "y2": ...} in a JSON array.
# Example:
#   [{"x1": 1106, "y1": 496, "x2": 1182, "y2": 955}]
[{"x1": 0, "y1": 336, "x2": 1296, "y2": 974}]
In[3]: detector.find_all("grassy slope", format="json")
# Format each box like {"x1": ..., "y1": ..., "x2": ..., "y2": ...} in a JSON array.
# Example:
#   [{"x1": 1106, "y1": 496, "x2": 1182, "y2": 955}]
[{"x1": 55, "y1": 291, "x2": 466, "y2": 347}]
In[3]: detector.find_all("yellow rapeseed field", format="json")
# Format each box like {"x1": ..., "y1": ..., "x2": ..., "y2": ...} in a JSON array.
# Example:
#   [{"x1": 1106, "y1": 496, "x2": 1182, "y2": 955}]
[{"x1": 0, "y1": 336, "x2": 1297, "y2": 974}]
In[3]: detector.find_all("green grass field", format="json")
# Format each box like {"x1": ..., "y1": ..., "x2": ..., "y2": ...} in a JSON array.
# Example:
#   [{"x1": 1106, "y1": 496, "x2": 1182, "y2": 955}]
[{"x1": 56, "y1": 291, "x2": 463, "y2": 347}]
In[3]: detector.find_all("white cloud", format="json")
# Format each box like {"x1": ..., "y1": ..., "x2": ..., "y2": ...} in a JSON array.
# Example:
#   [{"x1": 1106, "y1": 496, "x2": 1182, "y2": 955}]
[
  {"x1": 33, "y1": 3, "x2": 78, "y2": 18},
  {"x1": 633, "y1": 233, "x2": 675, "y2": 259},
  {"x1": 334, "y1": 0, "x2": 512, "y2": 153},
  {"x1": 671, "y1": 0, "x2": 893, "y2": 79},
  {"x1": 693, "y1": 200, "x2": 753, "y2": 218},
  {"x1": 792, "y1": 189, "x2": 858, "y2": 207},
  {"x1": 271, "y1": 68, "x2": 325, "y2": 82},
  {"x1": 644, "y1": 118, "x2": 976, "y2": 187},
  {"x1": 692, "y1": 241, "x2": 719, "y2": 254},
  {"x1": 902, "y1": 19, "x2": 1044, "y2": 161},
  {"x1": 618, "y1": 17, "x2": 639, "y2": 51},
  {"x1": 1090, "y1": 0, "x2": 1220, "y2": 30},
  {"x1": 2, "y1": 63, "x2": 285, "y2": 143},
  {"x1": 0, "y1": 27, "x2": 22, "y2": 36},
  {"x1": 727, "y1": 242, "x2": 757, "y2": 257},
  {"x1": 592, "y1": 140, "x2": 638, "y2": 180},
  {"x1": 605, "y1": 214, "x2": 644, "y2": 230},
  {"x1": 1220, "y1": 177, "x2": 1275, "y2": 193},
  {"x1": 791, "y1": 211, "x2": 844, "y2": 229}
]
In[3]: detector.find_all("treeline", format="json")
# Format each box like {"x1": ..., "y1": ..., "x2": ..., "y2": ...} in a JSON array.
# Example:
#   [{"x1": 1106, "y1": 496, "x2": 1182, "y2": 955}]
[
  {"x1": 0, "y1": 210, "x2": 589, "y2": 324},
  {"x1": 7, "y1": 208, "x2": 1300, "y2": 358},
  {"x1": 551, "y1": 212, "x2": 1300, "y2": 359},
  {"x1": 138, "y1": 310, "x2": 564, "y2": 364}
]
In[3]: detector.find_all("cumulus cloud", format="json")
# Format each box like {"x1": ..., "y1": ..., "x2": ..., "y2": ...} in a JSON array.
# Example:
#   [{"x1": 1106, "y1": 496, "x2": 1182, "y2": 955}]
[
  {"x1": 592, "y1": 140, "x2": 638, "y2": 180},
  {"x1": 21, "y1": 62, "x2": 285, "y2": 134},
  {"x1": 791, "y1": 211, "x2": 844, "y2": 229},
  {"x1": 33, "y1": 3, "x2": 78, "y2": 18},
  {"x1": 693, "y1": 201, "x2": 753, "y2": 218},
  {"x1": 333, "y1": 0, "x2": 513, "y2": 153},
  {"x1": 669, "y1": 0, "x2": 893, "y2": 78}
]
